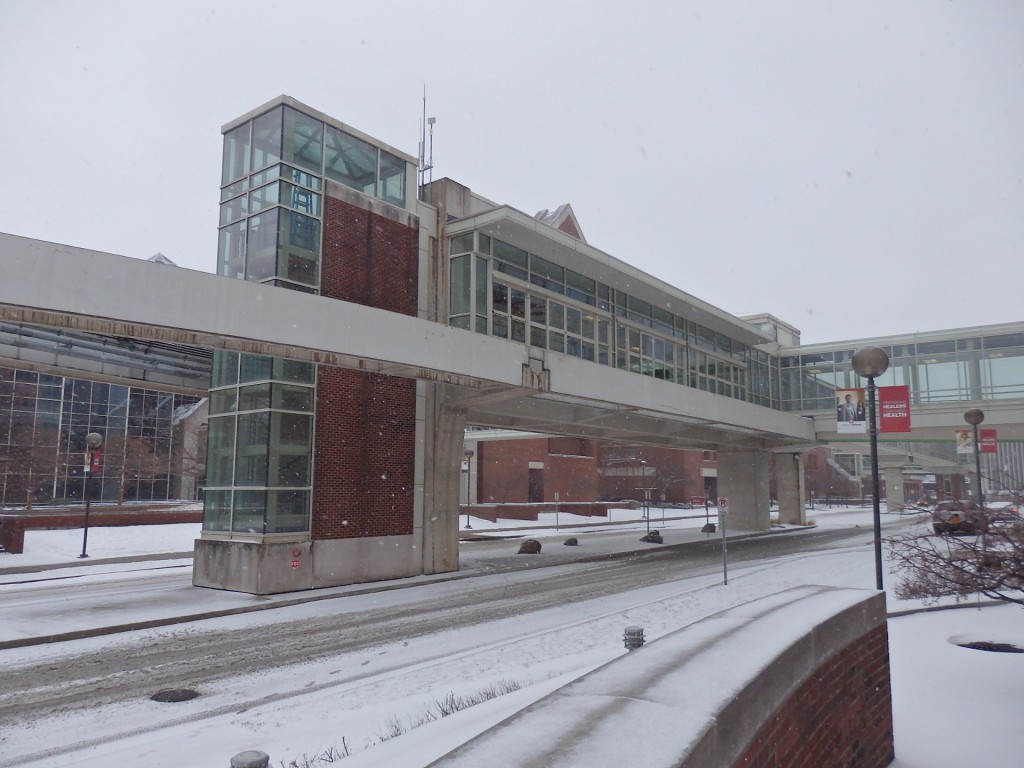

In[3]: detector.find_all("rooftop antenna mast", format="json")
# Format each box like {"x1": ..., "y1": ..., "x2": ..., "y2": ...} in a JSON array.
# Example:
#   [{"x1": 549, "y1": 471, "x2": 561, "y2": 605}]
[{"x1": 418, "y1": 86, "x2": 436, "y2": 198}]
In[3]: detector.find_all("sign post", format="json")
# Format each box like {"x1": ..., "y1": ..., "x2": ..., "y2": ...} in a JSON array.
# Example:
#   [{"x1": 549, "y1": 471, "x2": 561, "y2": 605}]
[
  {"x1": 78, "y1": 432, "x2": 103, "y2": 559},
  {"x1": 717, "y1": 496, "x2": 729, "y2": 585}
]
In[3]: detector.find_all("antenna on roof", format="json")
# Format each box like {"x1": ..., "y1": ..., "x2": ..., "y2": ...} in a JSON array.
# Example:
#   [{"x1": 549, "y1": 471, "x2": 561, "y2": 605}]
[{"x1": 418, "y1": 86, "x2": 436, "y2": 199}]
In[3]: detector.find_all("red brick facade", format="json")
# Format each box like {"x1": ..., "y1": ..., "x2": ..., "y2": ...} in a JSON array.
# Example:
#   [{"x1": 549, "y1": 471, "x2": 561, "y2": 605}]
[
  {"x1": 478, "y1": 439, "x2": 717, "y2": 505},
  {"x1": 320, "y1": 194, "x2": 419, "y2": 313},
  {"x1": 312, "y1": 192, "x2": 420, "y2": 540},
  {"x1": 735, "y1": 623, "x2": 894, "y2": 768},
  {"x1": 477, "y1": 438, "x2": 600, "y2": 503}
]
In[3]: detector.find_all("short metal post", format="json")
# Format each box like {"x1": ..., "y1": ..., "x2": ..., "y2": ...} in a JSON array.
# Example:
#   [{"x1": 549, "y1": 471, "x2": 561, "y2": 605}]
[
  {"x1": 231, "y1": 750, "x2": 270, "y2": 768},
  {"x1": 623, "y1": 625, "x2": 645, "y2": 649}
]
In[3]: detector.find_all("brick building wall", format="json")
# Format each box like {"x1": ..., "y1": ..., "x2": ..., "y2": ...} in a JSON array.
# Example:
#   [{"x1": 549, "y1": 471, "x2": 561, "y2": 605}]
[
  {"x1": 312, "y1": 191, "x2": 420, "y2": 540},
  {"x1": 477, "y1": 438, "x2": 600, "y2": 504},
  {"x1": 734, "y1": 622, "x2": 894, "y2": 768},
  {"x1": 477, "y1": 439, "x2": 546, "y2": 503}
]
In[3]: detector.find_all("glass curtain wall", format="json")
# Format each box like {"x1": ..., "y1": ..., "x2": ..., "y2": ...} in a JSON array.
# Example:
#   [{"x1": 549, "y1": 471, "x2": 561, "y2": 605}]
[
  {"x1": 448, "y1": 232, "x2": 775, "y2": 408},
  {"x1": 0, "y1": 367, "x2": 198, "y2": 506},
  {"x1": 779, "y1": 330, "x2": 1024, "y2": 411},
  {"x1": 204, "y1": 353, "x2": 315, "y2": 536},
  {"x1": 210, "y1": 102, "x2": 411, "y2": 538}
]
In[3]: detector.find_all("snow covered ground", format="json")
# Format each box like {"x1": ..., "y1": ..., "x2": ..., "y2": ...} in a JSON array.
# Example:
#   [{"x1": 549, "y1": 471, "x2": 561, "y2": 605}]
[{"x1": 1, "y1": 505, "x2": 1022, "y2": 767}]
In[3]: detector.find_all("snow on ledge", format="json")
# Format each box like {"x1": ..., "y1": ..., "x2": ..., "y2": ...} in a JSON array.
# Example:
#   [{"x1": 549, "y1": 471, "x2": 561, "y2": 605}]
[{"x1": 428, "y1": 585, "x2": 886, "y2": 768}]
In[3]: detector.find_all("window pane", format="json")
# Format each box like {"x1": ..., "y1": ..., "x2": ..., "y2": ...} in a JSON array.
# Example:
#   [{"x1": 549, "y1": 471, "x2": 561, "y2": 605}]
[
  {"x1": 379, "y1": 150, "x2": 406, "y2": 206},
  {"x1": 235, "y1": 413, "x2": 269, "y2": 486},
  {"x1": 266, "y1": 490, "x2": 310, "y2": 533},
  {"x1": 450, "y1": 255, "x2": 470, "y2": 315},
  {"x1": 273, "y1": 383, "x2": 314, "y2": 411},
  {"x1": 325, "y1": 126, "x2": 377, "y2": 194},
  {"x1": 550, "y1": 302, "x2": 564, "y2": 330},
  {"x1": 251, "y1": 107, "x2": 283, "y2": 172},
  {"x1": 249, "y1": 181, "x2": 279, "y2": 214},
  {"x1": 451, "y1": 233, "x2": 473, "y2": 254},
  {"x1": 492, "y1": 314, "x2": 508, "y2": 338},
  {"x1": 246, "y1": 210, "x2": 280, "y2": 282},
  {"x1": 567, "y1": 307, "x2": 582, "y2": 335},
  {"x1": 209, "y1": 389, "x2": 237, "y2": 415},
  {"x1": 232, "y1": 490, "x2": 267, "y2": 534},
  {"x1": 565, "y1": 269, "x2": 595, "y2": 298},
  {"x1": 582, "y1": 312, "x2": 595, "y2": 339},
  {"x1": 239, "y1": 354, "x2": 274, "y2": 383},
  {"x1": 530, "y1": 295, "x2": 547, "y2": 325},
  {"x1": 282, "y1": 106, "x2": 323, "y2": 173},
  {"x1": 206, "y1": 416, "x2": 236, "y2": 485},
  {"x1": 531, "y1": 255, "x2": 563, "y2": 284},
  {"x1": 510, "y1": 289, "x2": 526, "y2": 319},
  {"x1": 277, "y1": 359, "x2": 315, "y2": 383},
  {"x1": 493, "y1": 240, "x2": 528, "y2": 270},
  {"x1": 203, "y1": 489, "x2": 232, "y2": 532},
  {"x1": 278, "y1": 211, "x2": 320, "y2": 285},
  {"x1": 283, "y1": 165, "x2": 322, "y2": 191},
  {"x1": 217, "y1": 221, "x2": 246, "y2": 279},
  {"x1": 475, "y1": 256, "x2": 488, "y2": 314},
  {"x1": 222, "y1": 124, "x2": 250, "y2": 185},
  {"x1": 492, "y1": 282, "x2": 508, "y2": 313},
  {"x1": 212, "y1": 351, "x2": 239, "y2": 387},
  {"x1": 220, "y1": 193, "x2": 247, "y2": 226},
  {"x1": 238, "y1": 383, "x2": 270, "y2": 411}
]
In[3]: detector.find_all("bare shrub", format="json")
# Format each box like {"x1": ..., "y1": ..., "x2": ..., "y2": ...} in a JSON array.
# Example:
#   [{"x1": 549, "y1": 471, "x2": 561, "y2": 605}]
[{"x1": 889, "y1": 522, "x2": 1024, "y2": 607}]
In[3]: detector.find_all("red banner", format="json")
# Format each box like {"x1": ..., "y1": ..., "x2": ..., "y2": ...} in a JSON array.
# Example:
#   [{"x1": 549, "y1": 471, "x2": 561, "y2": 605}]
[
  {"x1": 980, "y1": 428, "x2": 998, "y2": 454},
  {"x1": 878, "y1": 385, "x2": 911, "y2": 433}
]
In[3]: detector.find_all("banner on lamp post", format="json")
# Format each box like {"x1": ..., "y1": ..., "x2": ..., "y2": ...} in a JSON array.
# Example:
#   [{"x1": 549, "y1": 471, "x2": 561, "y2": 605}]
[
  {"x1": 878, "y1": 385, "x2": 911, "y2": 433},
  {"x1": 955, "y1": 429, "x2": 973, "y2": 454},
  {"x1": 980, "y1": 428, "x2": 998, "y2": 454},
  {"x1": 835, "y1": 388, "x2": 867, "y2": 434}
]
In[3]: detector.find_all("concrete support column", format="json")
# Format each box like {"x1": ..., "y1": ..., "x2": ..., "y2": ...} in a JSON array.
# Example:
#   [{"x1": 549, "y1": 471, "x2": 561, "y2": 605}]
[
  {"x1": 417, "y1": 382, "x2": 467, "y2": 575},
  {"x1": 776, "y1": 452, "x2": 807, "y2": 525},
  {"x1": 716, "y1": 450, "x2": 771, "y2": 532},
  {"x1": 881, "y1": 465, "x2": 905, "y2": 514}
]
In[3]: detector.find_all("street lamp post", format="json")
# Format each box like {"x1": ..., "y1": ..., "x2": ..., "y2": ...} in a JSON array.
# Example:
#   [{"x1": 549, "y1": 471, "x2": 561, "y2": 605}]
[
  {"x1": 964, "y1": 409, "x2": 985, "y2": 506},
  {"x1": 463, "y1": 449, "x2": 474, "y2": 529},
  {"x1": 852, "y1": 346, "x2": 889, "y2": 591},
  {"x1": 78, "y1": 431, "x2": 103, "y2": 559}
]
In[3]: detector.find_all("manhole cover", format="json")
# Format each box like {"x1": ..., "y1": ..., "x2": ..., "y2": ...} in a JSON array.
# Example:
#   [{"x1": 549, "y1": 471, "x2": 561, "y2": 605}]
[
  {"x1": 151, "y1": 688, "x2": 200, "y2": 702},
  {"x1": 956, "y1": 641, "x2": 1024, "y2": 654}
]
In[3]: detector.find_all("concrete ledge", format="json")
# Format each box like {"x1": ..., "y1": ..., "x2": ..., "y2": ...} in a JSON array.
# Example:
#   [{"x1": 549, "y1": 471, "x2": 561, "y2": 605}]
[
  {"x1": 193, "y1": 534, "x2": 431, "y2": 594},
  {"x1": 428, "y1": 586, "x2": 891, "y2": 768}
]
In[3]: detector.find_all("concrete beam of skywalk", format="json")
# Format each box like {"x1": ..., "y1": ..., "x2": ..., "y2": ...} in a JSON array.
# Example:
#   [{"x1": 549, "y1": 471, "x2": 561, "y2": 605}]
[
  {"x1": 0, "y1": 233, "x2": 817, "y2": 448},
  {"x1": 0, "y1": 233, "x2": 523, "y2": 389}
]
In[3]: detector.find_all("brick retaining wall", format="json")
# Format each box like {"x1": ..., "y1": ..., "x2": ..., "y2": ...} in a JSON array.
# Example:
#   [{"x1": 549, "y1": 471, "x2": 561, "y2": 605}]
[{"x1": 428, "y1": 587, "x2": 894, "y2": 768}]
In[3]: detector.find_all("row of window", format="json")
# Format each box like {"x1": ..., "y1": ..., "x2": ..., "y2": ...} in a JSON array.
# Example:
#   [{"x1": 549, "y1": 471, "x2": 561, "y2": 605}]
[
  {"x1": 451, "y1": 232, "x2": 749, "y2": 361},
  {"x1": 449, "y1": 235, "x2": 755, "y2": 403},
  {"x1": 780, "y1": 337, "x2": 1024, "y2": 409}
]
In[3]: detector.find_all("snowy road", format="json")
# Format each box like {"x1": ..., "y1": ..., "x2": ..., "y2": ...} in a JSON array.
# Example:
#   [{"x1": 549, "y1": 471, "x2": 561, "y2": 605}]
[{"x1": 0, "y1": 526, "x2": 879, "y2": 766}]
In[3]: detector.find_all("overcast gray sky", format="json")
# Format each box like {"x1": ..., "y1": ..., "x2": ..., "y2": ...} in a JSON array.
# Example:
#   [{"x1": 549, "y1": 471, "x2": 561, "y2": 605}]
[{"x1": 1, "y1": 1, "x2": 1021, "y2": 344}]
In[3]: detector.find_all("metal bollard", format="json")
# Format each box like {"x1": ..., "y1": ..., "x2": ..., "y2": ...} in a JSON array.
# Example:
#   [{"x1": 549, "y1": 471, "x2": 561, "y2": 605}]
[
  {"x1": 623, "y1": 625, "x2": 645, "y2": 649},
  {"x1": 231, "y1": 750, "x2": 270, "y2": 768}
]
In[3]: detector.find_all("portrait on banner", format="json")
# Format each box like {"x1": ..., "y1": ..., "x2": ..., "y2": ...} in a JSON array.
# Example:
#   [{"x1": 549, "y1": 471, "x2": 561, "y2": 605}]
[{"x1": 836, "y1": 388, "x2": 867, "y2": 434}]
